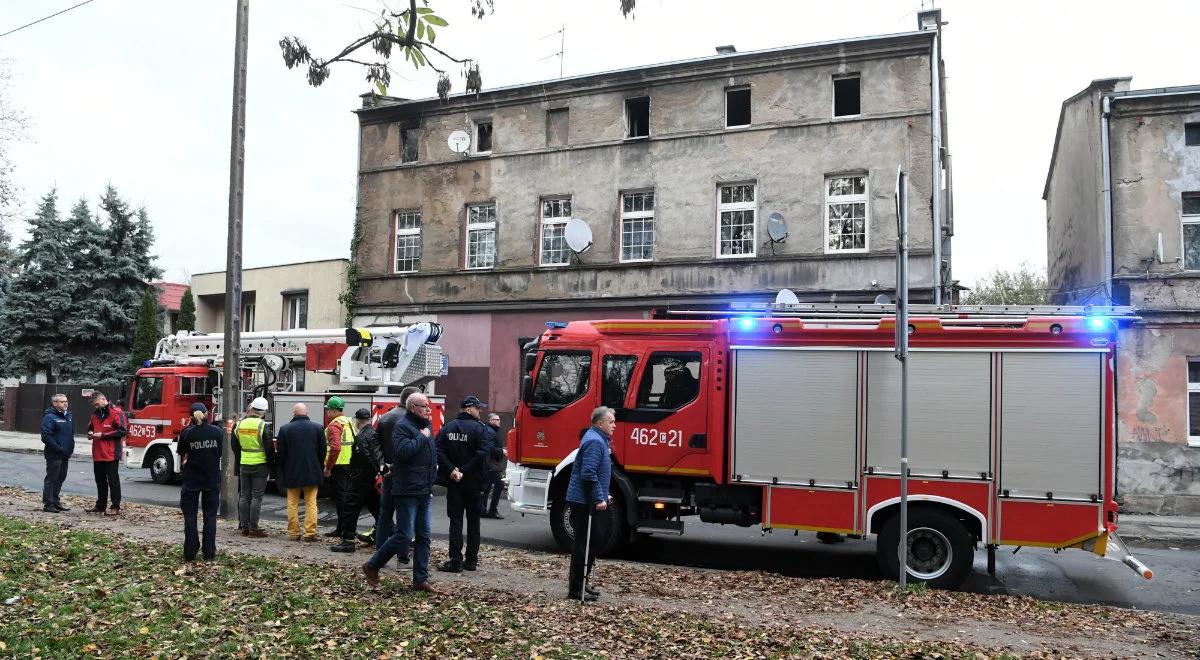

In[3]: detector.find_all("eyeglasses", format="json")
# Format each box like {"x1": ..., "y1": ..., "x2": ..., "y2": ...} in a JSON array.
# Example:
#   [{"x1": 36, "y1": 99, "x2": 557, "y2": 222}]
[{"x1": 412, "y1": 404, "x2": 431, "y2": 409}]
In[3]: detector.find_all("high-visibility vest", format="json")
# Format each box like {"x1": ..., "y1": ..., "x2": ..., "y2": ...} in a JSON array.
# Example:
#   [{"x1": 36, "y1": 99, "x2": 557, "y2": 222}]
[
  {"x1": 236, "y1": 416, "x2": 267, "y2": 466},
  {"x1": 325, "y1": 416, "x2": 355, "y2": 466}
]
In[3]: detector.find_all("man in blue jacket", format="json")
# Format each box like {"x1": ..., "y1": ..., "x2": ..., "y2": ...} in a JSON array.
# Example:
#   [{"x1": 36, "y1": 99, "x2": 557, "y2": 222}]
[
  {"x1": 566, "y1": 406, "x2": 615, "y2": 602},
  {"x1": 40, "y1": 393, "x2": 74, "y2": 513},
  {"x1": 361, "y1": 393, "x2": 438, "y2": 593}
]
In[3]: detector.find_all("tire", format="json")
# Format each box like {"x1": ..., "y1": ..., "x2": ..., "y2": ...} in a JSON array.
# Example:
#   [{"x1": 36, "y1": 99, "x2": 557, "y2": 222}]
[
  {"x1": 549, "y1": 481, "x2": 628, "y2": 556},
  {"x1": 875, "y1": 507, "x2": 974, "y2": 589},
  {"x1": 148, "y1": 447, "x2": 177, "y2": 485}
]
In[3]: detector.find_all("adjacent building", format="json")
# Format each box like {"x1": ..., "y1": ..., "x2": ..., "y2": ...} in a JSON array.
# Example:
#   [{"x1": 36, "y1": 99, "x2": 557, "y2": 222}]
[
  {"x1": 351, "y1": 12, "x2": 953, "y2": 416},
  {"x1": 152, "y1": 281, "x2": 190, "y2": 336},
  {"x1": 1045, "y1": 78, "x2": 1200, "y2": 514}
]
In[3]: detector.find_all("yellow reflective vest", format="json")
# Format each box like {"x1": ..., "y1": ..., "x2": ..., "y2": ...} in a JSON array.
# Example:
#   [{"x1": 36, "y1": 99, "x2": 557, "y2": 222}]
[
  {"x1": 325, "y1": 416, "x2": 355, "y2": 466},
  {"x1": 236, "y1": 416, "x2": 267, "y2": 466}
]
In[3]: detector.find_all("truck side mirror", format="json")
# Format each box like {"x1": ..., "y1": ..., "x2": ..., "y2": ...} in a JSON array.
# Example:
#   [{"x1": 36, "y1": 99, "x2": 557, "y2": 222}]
[
  {"x1": 118, "y1": 383, "x2": 129, "y2": 408},
  {"x1": 522, "y1": 352, "x2": 537, "y2": 373},
  {"x1": 521, "y1": 375, "x2": 534, "y2": 403}
]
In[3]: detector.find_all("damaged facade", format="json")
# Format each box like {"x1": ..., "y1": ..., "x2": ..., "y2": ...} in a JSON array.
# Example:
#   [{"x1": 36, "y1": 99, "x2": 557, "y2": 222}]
[
  {"x1": 1045, "y1": 79, "x2": 1200, "y2": 514},
  {"x1": 352, "y1": 12, "x2": 952, "y2": 416}
]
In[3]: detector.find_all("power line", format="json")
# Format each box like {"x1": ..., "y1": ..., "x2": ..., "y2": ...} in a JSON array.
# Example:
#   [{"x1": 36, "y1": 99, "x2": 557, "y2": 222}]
[{"x1": 0, "y1": 0, "x2": 97, "y2": 39}]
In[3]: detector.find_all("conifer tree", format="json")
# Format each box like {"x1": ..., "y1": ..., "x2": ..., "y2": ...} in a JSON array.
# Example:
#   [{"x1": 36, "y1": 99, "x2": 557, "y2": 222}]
[
  {"x1": 177, "y1": 287, "x2": 196, "y2": 332},
  {"x1": 130, "y1": 286, "x2": 161, "y2": 372},
  {"x1": 0, "y1": 189, "x2": 73, "y2": 380}
]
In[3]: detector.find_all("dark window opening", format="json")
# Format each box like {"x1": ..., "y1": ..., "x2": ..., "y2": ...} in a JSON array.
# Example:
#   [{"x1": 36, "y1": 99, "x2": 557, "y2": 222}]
[
  {"x1": 475, "y1": 120, "x2": 493, "y2": 153},
  {"x1": 833, "y1": 76, "x2": 861, "y2": 117},
  {"x1": 134, "y1": 377, "x2": 164, "y2": 410},
  {"x1": 636, "y1": 352, "x2": 701, "y2": 411},
  {"x1": 602, "y1": 355, "x2": 638, "y2": 409},
  {"x1": 1186, "y1": 123, "x2": 1200, "y2": 146},
  {"x1": 401, "y1": 126, "x2": 419, "y2": 163},
  {"x1": 532, "y1": 352, "x2": 592, "y2": 407},
  {"x1": 546, "y1": 108, "x2": 569, "y2": 147},
  {"x1": 726, "y1": 87, "x2": 751, "y2": 127},
  {"x1": 1185, "y1": 192, "x2": 1200, "y2": 216},
  {"x1": 626, "y1": 96, "x2": 650, "y2": 138}
]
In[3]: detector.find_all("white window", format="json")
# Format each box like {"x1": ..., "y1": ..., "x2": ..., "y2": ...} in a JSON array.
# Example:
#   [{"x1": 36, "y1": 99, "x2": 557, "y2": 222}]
[
  {"x1": 242, "y1": 302, "x2": 255, "y2": 332},
  {"x1": 620, "y1": 191, "x2": 655, "y2": 262},
  {"x1": 539, "y1": 197, "x2": 573, "y2": 266},
  {"x1": 717, "y1": 183, "x2": 756, "y2": 258},
  {"x1": 394, "y1": 210, "x2": 422, "y2": 273},
  {"x1": 1182, "y1": 192, "x2": 1200, "y2": 270},
  {"x1": 284, "y1": 294, "x2": 307, "y2": 330},
  {"x1": 1189, "y1": 359, "x2": 1200, "y2": 447},
  {"x1": 825, "y1": 175, "x2": 869, "y2": 253},
  {"x1": 465, "y1": 203, "x2": 497, "y2": 270}
]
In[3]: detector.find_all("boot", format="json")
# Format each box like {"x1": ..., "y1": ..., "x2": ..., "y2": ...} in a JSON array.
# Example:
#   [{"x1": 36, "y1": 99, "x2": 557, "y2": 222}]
[{"x1": 330, "y1": 540, "x2": 357, "y2": 553}]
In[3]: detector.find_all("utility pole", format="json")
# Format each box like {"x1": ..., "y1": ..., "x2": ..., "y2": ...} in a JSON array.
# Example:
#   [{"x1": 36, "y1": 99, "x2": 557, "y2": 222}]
[
  {"x1": 220, "y1": 0, "x2": 249, "y2": 518},
  {"x1": 894, "y1": 166, "x2": 910, "y2": 588}
]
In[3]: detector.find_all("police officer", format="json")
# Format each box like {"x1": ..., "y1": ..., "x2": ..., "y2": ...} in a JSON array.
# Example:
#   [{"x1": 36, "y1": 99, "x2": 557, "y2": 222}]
[
  {"x1": 235, "y1": 397, "x2": 274, "y2": 537},
  {"x1": 322, "y1": 397, "x2": 358, "y2": 548},
  {"x1": 436, "y1": 395, "x2": 493, "y2": 573},
  {"x1": 178, "y1": 403, "x2": 223, "y2": 561}
]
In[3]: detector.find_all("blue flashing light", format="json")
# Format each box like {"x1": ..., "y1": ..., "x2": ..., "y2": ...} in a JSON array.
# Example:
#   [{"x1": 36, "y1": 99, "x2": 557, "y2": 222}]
[
  {"x1": 1087, "y1": 316, "x2": 1110, "y2": 331},
  {"x1": 736, "y1": 317, "x2": 755, "y2": 331},
  {"x1": 143, "y1": 359, "x2": 153, "y2": 368},
  {"x1": 546, "y1": 321, "x2": 568, "y2": 329}
]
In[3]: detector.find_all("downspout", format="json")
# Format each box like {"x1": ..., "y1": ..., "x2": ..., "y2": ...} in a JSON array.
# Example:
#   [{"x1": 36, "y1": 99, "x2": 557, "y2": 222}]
[
  {"x1": 929, "y1": 30, "x2": 943, "y2": 304},
  {"x1": 1100, "y1": 95, "x2": 1113, "y2": 303}
]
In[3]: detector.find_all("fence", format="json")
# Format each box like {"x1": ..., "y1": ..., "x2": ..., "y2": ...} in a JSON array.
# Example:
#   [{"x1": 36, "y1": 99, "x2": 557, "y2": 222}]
[{"x1": 10, "y1": 383, "x2": 124, "y2": 435}]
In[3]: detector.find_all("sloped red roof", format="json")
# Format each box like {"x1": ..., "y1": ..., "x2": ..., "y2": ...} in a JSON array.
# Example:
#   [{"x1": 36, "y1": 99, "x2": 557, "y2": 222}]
[{"x1": 153, "y1": 282, "x2": 190, "y2": 312}]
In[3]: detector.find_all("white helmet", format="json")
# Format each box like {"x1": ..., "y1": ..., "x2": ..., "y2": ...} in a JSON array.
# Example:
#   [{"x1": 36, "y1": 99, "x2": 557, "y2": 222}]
[{"x1": 250, "y1": 397, "x2": 269, "y2": 412}]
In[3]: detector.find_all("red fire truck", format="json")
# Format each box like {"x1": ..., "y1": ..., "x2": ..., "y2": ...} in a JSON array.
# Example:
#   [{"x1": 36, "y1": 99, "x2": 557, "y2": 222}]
[
  {"x1": 121, "y1": 324, "x2": 447, "y2": 484},
  {"x1": 505, "y1": 303, "x2": 1153, "y2": 588}
]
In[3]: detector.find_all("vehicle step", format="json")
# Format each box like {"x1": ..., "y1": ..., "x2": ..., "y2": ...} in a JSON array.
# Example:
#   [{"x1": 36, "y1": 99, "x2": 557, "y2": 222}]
[
  {"x1": 637, "y1": 489, "x2": 685, "y2": 504},
  {"x1": 636, "y1": 520, "x2": 685, "y2": 535}
]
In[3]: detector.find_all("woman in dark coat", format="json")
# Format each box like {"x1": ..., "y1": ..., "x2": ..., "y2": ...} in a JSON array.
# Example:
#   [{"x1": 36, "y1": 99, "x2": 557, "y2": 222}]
[{"x1": 177, "y1": 403, "x2": 224, "y2": 561}]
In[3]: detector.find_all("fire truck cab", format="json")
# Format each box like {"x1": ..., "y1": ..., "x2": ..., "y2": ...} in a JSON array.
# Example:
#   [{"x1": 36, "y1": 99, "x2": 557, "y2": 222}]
[{"x1": 507, "y1": 304, "x2": 1152, "y2": 588}]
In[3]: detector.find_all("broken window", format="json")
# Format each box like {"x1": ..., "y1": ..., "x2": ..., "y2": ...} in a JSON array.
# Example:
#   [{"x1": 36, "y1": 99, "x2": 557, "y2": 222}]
[
  {"x1": 394, "y1": 210, "x2": 422, "y2": 273},
  {"x1": 625, "y1": 96, "x2": 650, "y2": 138},
  {"x1": 1185, "y1": 193, "x2": 1200, "y2": 270},
  {"x1": 833, "y1": 75, "x2": 861, "y2": 117},
  {"x1": 1189, "y1": 359, "x2": 1200, "y2": 446},
  {"x1": 717, "y1": 183, "x2": 756, "y2": 257},
  {"x1": 826, "y1": 175, "x2": 868, "y2": 252},
  {"x1": 1187, "y1": 123, "x2": 1200, "y2": 147},
  {"x1": 620, "y1": 191, "x2": 655, "y2": 262},
  {"x1": 400, "y1": 126, "x2": 419, "y2": 163},
  {"x1": 539, "y1": 197, "x2": 572, "y2": 266},
  {"x1": 726, "y1": 87, "x2": 751, "y2": 127},
  {"x1": 465, "y1": 203, "x2": 497, "y2": 269},
  {"x1": 474, "y1": 119, "x2": 493, "y2": 153},
  {"x1": 546, "y1": 108, "x2": 569, "y2": 147}
]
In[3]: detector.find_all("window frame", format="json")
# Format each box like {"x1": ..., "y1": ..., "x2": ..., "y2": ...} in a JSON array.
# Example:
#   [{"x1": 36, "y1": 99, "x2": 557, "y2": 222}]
[
  {"x1": 824, "y1": 173, "x2": 870, "y2": 254},
  {"x1": 472, "y1": 118, "x2": 493, "y2": 155},
  {"x1": 241, "y1": 302, "x2": 255, "y2": 332},
  {"x1": 530, "y1": 350, "x2": 593, "y2": 410},
  {"x1": 400, "y1": 124, "x2": 419, "y2": 163},
  {"x1": 1182, "y1": 192, "x2": 1200, "y2": 271},
  {"x1": 464, "y1": 202, "x2": 498, "y2": 270},
  {"x1": 602, "y1": 355, "x2": 639, "y2": 409},
  {"x1": 832, "y1": 74, "x2": 862, "y2": 118},
  {"x1": 538, "y1": 196, "x2": 573, "y2": 267},
  {"x1": 624, "y1": 96, "x2": 651, "y2": 139},
  {"x1": 133, "y1": 376, "x2": 164, "y2": 410},
  {"x1": 283, "y1": 293, "x2": 308, "y2": 330},
  {"x1": 715, "y1": 182, "x2": 758, "y2": 259},
  {"x1": 634, "y1": 351, "x2": 702, "y2": 411},
  {"x1": 393, "y1": 209, "x2": 422, "y2": 274},
  {"x1": 619, "y1": 190, "x2": 656, "y2": 263},
  {"x1": 546, "y1": 107, "x2": 569, "y2": 147},
  {"x1": 1186, "y1": 122, "x2": 1200, "y2": 147},
  {"x1": 725, "y1": 86, "x2": 752, "y2": 129},
  {"x1": 1189, "y1": 358, "x2": 1200, "y2": 447}
]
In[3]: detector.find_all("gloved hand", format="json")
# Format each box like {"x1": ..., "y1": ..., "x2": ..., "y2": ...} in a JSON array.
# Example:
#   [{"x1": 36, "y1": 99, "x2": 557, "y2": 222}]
[{"x1": 374, "y1": 474, "x2": 383, "y2": 495}]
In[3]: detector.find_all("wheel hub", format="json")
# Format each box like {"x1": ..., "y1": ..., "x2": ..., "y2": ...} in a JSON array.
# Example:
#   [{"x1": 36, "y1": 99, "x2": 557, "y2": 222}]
[{"x1": 905, "y1": 526, "x2": 952, "y2": 580}]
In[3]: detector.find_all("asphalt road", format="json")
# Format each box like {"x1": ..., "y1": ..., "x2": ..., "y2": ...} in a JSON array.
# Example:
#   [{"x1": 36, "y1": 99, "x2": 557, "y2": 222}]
[{"x1": 3, "y1": 450, "x2": 1198, "y2": 615}]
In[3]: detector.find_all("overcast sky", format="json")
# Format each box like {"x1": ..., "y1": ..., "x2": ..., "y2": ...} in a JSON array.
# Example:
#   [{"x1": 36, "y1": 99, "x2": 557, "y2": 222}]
[{"x1": 2, "y1": 0, "x2": 1199, "y2": 288}]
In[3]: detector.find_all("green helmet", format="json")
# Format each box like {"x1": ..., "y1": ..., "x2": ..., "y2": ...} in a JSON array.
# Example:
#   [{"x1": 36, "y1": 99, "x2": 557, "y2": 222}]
[{"x1": 325, "y1": 396, "x2": 345, "y2": 411}]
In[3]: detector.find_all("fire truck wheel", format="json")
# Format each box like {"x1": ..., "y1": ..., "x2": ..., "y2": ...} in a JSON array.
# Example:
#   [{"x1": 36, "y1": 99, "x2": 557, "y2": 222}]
[
  {"x1": 875, "y1": 507, "x2": 974, "y2": 589},
  {"x1": 148, "y1": 447, "x2": 177, "y2": 485},
  {"x1": 549, "y1": 490, "x2": 629, "y2": 556}
]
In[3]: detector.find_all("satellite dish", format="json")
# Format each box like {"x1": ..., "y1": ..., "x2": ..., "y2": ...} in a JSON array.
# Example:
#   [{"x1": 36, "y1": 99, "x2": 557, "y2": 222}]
[
  {"x1": 766, "y1": 212, "x2": 789, "y2": 242},
  {"x1": 447, "y1": 129, "x2": 471, "y2": 154},
  {"x1": 564, "y1": 218, "x2": 593, "y2": 254},
  {"x1": 874, "y1": 294, "x2": 892, "y2": 305},
  {"x1": 775, "y1": 289, "x2": 799, "y2": 305}
]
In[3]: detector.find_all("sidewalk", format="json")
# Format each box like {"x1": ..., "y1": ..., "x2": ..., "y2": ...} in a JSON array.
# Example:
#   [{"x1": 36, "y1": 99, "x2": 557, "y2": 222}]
[
  {"x1": 1118, "y1": 514, "x2": 1200, "y2": 548},
  {"x1": 0, "y1": 430, "x2": 92, "y2": 455}
]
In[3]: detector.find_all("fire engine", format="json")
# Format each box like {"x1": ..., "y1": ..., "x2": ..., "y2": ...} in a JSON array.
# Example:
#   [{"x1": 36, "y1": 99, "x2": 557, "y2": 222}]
[
  {"x1": 506, "y1": 303, "x2": 1154, "y2": 588},
  {"x1": 121, "y1": 323, "x2": 447, "y2": 484}
]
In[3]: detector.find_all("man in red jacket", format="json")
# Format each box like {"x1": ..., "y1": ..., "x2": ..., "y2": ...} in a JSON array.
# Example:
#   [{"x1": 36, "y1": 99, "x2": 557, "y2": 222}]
[{"x1": 87, "y1": 392, "x2": 127, "y2": 517}]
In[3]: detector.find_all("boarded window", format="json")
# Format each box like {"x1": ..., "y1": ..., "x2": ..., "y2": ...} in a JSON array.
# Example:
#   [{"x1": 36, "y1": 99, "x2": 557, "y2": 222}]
[
  {"x1": 726, "y1": 87, "x2": 751, "y2": 127},
  {"x1": 625, "y1": 96, "x2": 650, "y2": 138},
  {"x1": 1187, "y1": 123, "x2": 1200, "y2": 146},
  {"x1": 400, "y1": 126, "x2": 419, "y2": 163},
  {"x1": 833, "y1": 75, "x2": 861, "y2": 117},
  {"x1": 546, "y1": 108, "x2": 569, "y2": 147}
]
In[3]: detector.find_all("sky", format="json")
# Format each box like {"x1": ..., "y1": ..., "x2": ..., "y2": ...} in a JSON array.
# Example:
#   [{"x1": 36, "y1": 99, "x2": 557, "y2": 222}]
[{"x1": 2, "y1": 0, "x2": 1199, "y2": 288}]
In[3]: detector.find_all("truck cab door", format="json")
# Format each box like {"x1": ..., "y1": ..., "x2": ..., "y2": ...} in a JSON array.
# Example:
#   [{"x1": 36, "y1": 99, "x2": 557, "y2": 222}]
[
  {"x1": 519, "y1": 350, "x2": 595, "y2": 466},
  {"x1": 127, "y1": 373, "x2": 169, "y2": 445},
  {"x1": 618, "y1": 348, "x2": 709, "y2": 476}
]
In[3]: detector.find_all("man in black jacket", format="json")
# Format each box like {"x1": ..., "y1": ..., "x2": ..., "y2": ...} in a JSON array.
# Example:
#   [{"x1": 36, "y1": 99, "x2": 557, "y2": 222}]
[
  {"x1": 436, "y1": 395, "x2": 492, "y2": 573},
  {"x1": 480, "y1": 412, "x2": 505, "y2": 519},
  {"x1": 275, "y1": 403, "x2": 327, "y2": 542},
  {"x1": 361, "y1": 393, "x2": 437, "y2": 593},
  {"x1": 333, "y1": 408, "x2": 383, "y2": 551}
]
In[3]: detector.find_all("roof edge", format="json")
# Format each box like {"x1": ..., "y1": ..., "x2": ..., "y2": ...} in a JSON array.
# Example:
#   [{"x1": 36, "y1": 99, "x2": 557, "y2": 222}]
[{"x1": 1042, "y1": 77, "x2": 1132, "y2": 201}]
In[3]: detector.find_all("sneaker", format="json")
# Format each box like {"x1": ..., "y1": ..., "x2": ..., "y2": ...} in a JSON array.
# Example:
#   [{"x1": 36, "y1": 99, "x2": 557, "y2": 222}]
[
  {"x1": 436, "y1": 560, "x2": 462, "y2": 573},
  {"x1": 330, "y1": 541, "x2": 356, "y2": 553},
  {"x1": 42, "y1": 505, "x2": 60, "y2": 513},
  {"x1": 361, "y1": 562, "x2": 380, "y2": 588},
  {"x1": 463, "y1": 561, "x2": 477, "y2": 572},
  {"x1": 585, "y1": 585, "x2": 600, "y2": 597},
  {"x1": 55, "y1": 504, "x2": 71, "y2": 512}
]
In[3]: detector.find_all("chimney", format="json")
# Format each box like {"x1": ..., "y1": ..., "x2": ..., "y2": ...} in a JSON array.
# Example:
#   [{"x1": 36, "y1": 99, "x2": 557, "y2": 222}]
[
  {"x1": 917, "y1": 8, "x2": 942, "y2": 31},
  {"x1": 715, "y1": 45, "x2": 736, "y2": 55}
]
